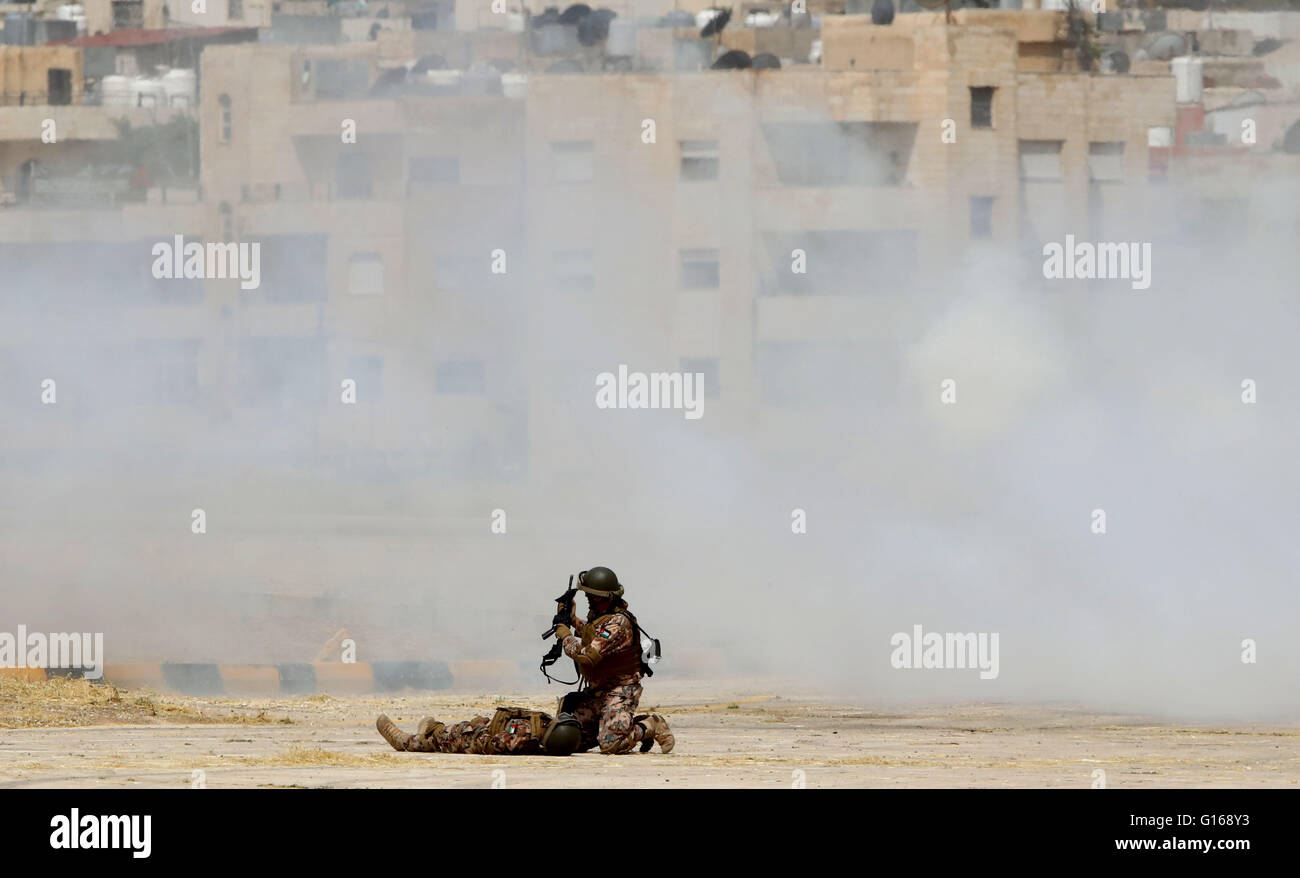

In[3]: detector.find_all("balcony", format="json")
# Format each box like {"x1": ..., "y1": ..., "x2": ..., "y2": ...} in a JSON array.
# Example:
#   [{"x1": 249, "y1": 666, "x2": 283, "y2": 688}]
[{"x1": 0, "y1": 103, "x2": 194, "y2": 142}]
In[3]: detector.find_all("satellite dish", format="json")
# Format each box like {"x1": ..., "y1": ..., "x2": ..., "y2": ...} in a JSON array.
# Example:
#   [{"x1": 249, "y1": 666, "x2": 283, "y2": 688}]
[
  {"x1": 1253, "y1": 38, "x2": 1283, "y2": 56},
  {"x1": 701, "y1": 8, "x2": 732, "y2": 38},
  {"x1": 1142, "y1": 32, "x2": 1189, "y2": 62},
  {"x1": 711, "y1": 48, "x2": 751, "y2": 69},
  {"x1": 559, "y1": 4, "x2": 591, "y2": 24}
]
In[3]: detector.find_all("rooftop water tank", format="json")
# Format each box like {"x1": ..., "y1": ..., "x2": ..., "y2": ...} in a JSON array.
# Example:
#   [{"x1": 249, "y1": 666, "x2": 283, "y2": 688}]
[
  {"x1": 425, "y1": 69, "x2": 462, "y2": 87},
  {"x1": 100, "y1": 74, "x2": 132, "y2": 108},
  {"x1": 56, "y1": 4, "x2": 87, "y2": 34},
  {"x1": 1172, "y1": 55, "x2": 1203, "y2": 104},
  {"x1": 130, "y1": 76, "x2": 166, "y2": 109},
  {"x1": 162, "y1": 68, "x2": 197, "y2": 109}
]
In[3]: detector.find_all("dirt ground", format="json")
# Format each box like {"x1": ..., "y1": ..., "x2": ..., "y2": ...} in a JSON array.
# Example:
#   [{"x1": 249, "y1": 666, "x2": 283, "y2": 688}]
[{"x1": 1, "y1": 677, "x2": 1297, "y2": 788}]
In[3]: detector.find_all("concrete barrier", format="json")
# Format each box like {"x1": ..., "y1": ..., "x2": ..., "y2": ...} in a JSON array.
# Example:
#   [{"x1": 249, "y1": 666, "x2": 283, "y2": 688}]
[{"x1": 10, "y1": 661, "x2": 464, "y2": 695}]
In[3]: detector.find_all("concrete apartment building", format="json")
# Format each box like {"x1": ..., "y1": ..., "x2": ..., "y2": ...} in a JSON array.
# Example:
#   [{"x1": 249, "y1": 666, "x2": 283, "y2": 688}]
[
  {"x1": 168, "y1": 11, "x2": 1180, "y2": 486},
  {"x1": 0, "y1": 26, "x2": 216, "y2": 463},
  {"x1": 18, "y1": 6, "x2": 1300, "y2": 491},
  {"x1": 2, "y1": 6, "x2": 1293, "y2": 620}
]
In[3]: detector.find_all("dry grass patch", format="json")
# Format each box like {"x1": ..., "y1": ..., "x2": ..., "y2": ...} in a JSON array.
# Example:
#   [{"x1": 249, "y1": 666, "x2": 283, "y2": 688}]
[
  {"x1": 0, "y1": 676, "x2": 198, "y2": 728},
  {"x1": 0, "y1": 676, "x2": 282, "y2": 728},
  {"x1": 259, "y1": 747, "x2": 401, "y2": 767}
]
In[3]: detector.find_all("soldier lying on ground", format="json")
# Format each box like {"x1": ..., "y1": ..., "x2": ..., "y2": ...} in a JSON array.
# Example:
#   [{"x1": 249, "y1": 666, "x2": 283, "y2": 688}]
[{"x1": 376, "y1": 566, "x2": 673, "y2": 755}]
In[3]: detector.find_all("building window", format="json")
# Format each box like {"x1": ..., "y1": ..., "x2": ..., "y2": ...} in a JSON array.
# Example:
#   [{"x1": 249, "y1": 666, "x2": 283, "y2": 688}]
[
  {"x1": 47, "y1": 69, "x2": 72, "y2": 106},
  {"x1": 228, "y1": 0, "x2": 243, "y2": 19},
  {"x1": 254, "y1": 234, "x2": 328, "y2": 303},
  {"x1": 218, "y1": 94, "x2": 232, "y2": 143},
  {"x1": 1088, "y1": 142, "x2": 1124, "y2": 182},
  {"x1": 679, "y1": 249, "x2": 720, "y2": 289},
  {"x1": 347, "y1": 355, "x2": 383, "y2": 400},
  {"x1": 679, "y1": 357, "x2": 720, "y2": 399},
  {"x1": 111, "y1": 0, "x2": 144, "y2": 29},
  {"x1": 552, "y1": 141, "x2": 594, "y2": 184},
  {"x1": 436, "y1": 361, "x2": 486, "y2": 395},
  {"x1": 408, "y1": 156, "x2": 460, "y2": 185},
  {"x1": 970, "y1": 196, "x2": 994, "y2": 238},
  {"x1": 1018, "y1": 140, "x2": 1063, "y2": 181},
  {"x1": 761, "y1": 121, "x2": 917, "y2": 186},
  {"x1": 553, "y1": 249, "x2": 594, "y2": 293},
  {"x1": 680, "y1": 140, "x2": 719, "y2": 181},
  {"x1": 970, "y1": 87, "x2": 994, "y2": 129},
  {"x1": 348, "y1": 253, "x2": 384, "y2": 295}
]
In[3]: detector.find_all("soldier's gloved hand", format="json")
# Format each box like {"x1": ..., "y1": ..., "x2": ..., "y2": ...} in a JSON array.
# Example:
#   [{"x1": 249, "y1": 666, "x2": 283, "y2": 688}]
[{"x1": 554, "y1": 624, "x2": 572, "y2": 640}]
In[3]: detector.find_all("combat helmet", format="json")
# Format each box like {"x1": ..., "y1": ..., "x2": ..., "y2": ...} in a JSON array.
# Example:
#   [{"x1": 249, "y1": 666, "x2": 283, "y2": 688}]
[
  {"x1": 541, "y1": 713, "x2": 583, "y2": 756},
  {"x1": 577, "y1": 566, "x2": 623, "y2": 599}
]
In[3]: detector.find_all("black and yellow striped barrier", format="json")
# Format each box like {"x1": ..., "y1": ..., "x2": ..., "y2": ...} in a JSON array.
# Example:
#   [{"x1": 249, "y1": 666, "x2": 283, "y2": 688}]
[{"x1": 3, "y1": 660, "x2": 523, "y2": 694}]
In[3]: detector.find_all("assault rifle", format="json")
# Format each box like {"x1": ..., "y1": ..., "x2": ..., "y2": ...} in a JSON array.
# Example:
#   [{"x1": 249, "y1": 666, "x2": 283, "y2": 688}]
[{"x1": 539, "y1": 576, "x2": 579, "y2": 685}]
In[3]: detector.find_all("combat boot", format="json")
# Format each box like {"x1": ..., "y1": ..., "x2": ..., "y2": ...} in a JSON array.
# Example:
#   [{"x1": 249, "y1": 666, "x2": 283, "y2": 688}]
[
  {"x1": 636, "y1": 714, "x2": 675, "y2": 754},
  {"x1": 376, "y1": 714, "x2": 414, "y2": 752}
]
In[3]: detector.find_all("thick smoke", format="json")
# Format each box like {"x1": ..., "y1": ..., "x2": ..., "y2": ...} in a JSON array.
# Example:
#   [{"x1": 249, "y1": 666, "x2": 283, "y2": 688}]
[{"x1": 2, "y1": 66, "x2": 1298, "y2": 723}]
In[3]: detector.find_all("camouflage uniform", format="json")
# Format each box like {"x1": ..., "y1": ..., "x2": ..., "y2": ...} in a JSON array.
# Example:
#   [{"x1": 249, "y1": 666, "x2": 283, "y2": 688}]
[
  {"x1": 560, "y1": 606, "x2": 655, "y2": 755},
  {"x1": 376, "y1": 588, "x2": 672, "y2": 756},
  {"x1": 379, "y1": 709, "x2": 550, "y2": 755}
]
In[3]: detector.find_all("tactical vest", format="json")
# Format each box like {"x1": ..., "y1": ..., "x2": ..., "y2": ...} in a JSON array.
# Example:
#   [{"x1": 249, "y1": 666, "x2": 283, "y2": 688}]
[
  {"x1": 487, "y1": 706, "x2": 551, "y2": 741},
  {"x1": 577, "y1": 607, "x2": 644, "y2": 688}
]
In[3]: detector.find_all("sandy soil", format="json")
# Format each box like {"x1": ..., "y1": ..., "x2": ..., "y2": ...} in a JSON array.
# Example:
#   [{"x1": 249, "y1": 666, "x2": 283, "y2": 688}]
[{"x1": 2, "y1": 678, "x2": 1297, "y2": 788}]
